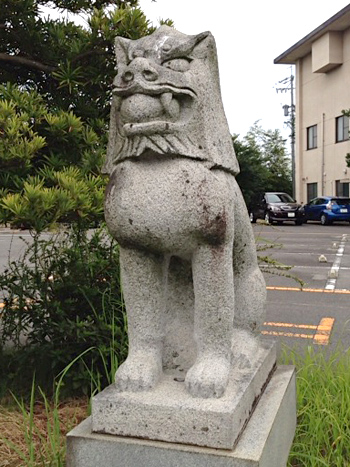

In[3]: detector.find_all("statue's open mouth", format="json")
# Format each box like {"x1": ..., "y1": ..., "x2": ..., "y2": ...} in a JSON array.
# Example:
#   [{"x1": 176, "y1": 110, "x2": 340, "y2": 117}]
[
  {"x1": 113, "y1": 82, "x2": 196, "y2": 99},
  {"x1": 114, "y1": 84, "x2": 195, "y2": 136}
]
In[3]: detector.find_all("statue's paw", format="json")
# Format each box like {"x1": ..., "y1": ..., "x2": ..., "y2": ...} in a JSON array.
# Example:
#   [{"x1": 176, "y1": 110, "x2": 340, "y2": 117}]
[
  {"x1": 115, "y1": 353, "x2": 162, "y2": 392},
  {"x1": 185, "y1": 356, "x2": 230, "y2": 398},
  {"x1": 231, "y1": 328, "x2": 260, "y2": 369}
]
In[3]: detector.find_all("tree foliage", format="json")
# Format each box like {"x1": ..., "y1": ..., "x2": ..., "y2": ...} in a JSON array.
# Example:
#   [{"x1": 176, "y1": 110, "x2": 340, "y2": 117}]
[
  {"x1": 346, "y1": 152, "x2": 350, "y2": 168},
  {"x1": 0, "y1": 0, "x2": 172, "y2": 232},
  {"x1": 0, "y1": 83, "x2": 105, "y2": 230},
  {"x1": 0, "y1": 0, "x2": 165, "y2": 121},
  {"x1": 342, "y1": 109, "x2": 350, "y2": 168},
  {"x1": 234, "y1": 122, "x2": 292, "y2": 207}
]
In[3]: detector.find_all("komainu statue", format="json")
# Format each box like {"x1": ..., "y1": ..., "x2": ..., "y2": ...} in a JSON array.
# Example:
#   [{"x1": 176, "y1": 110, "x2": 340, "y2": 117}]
[{"x1": 103, "y1": 26, "x2": 266, "y2": 399}]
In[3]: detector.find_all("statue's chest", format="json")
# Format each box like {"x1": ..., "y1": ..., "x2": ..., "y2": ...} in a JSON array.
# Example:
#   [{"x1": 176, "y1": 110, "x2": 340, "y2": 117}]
[{"x1": 104, "y1": 158, "x2": 234, "y2": 253}]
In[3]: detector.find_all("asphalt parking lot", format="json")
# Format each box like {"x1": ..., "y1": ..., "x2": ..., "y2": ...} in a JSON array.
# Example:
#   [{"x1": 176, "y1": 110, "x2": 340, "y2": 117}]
[
  {"x1": 255, "y1": 221, "x2": 350, "y2": 352},
  {"x1": 1, "y1": 223, "x2": 349, "y2": 353}
]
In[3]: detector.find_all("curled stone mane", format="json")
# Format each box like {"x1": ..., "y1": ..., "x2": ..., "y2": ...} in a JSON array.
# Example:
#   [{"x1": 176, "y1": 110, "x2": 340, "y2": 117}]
[
  {"x1": 124, "y1": 133, "x2": 194, "y2": 159},
  {"x1": 118, "y1": 132, "x2": 200, "y2": 160}
]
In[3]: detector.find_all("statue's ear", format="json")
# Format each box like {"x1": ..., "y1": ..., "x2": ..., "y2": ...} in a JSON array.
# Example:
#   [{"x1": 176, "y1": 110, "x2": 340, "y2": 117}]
[
  {"x1": 190, "y1": 31, "x2": 215, "y2": 57},
  {"x1": 166, "y1": 31, "x2": 212, "y2": 59},
  {"x1": 190, "y1": 31, "x2": 211, "y2": 50},
  {"x1": 115, "y1": 37, "x2": 131, "y2": 66}
]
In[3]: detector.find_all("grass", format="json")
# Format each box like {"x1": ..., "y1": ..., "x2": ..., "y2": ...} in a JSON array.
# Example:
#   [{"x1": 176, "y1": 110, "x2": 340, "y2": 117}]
[
  {"x1": 1, "y1": 345, "x2": 349, "y2": 466},
  {"x1": 0, "y1": 343, "x2": 116, "y2": 466},
  {"x1": 282, "y1": 345, "x2": 350, "y2": 467},
  {"x1": 0, "y1": 394, "x2": 87, "y2": 466},
  {"x1": 256, "y1": 231, "x2": 305, "y2": 288}
]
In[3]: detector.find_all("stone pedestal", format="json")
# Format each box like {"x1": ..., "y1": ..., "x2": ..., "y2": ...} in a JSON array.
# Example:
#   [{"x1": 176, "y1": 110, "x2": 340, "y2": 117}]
[
  {"x1": 67, "y1": 366, "x2": 296, "y2": 467},
  {"x1": 91, "y1": 341, "x2": 276, "y2": 449}
]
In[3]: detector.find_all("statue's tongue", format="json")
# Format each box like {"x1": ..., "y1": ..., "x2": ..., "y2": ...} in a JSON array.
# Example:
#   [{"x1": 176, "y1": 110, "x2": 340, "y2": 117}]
[
  {"x1": 120, "y1": 92, "x2": 181, "y2": 124},
  {"x1": 120, "y1": 94, "x2": 164, "y2": 123}
]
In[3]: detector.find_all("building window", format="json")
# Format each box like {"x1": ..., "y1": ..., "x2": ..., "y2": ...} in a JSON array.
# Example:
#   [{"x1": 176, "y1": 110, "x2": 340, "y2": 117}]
[
  {"x1": 336, "y1": 115, "x2": 349, "y2": 142},
  {"x1": 307, "y1": 182, "x2": 317, "y2": 202},
  {"x1": 307, "y1": 125, "x2": 317, "y2": 149},
  {"x1": 336, "y1": 180, "x2": 350, "y2": 197}
]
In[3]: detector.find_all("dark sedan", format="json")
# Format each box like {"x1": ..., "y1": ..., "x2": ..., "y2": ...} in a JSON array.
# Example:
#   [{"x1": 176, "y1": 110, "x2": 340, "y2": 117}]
[
  {"x1": 249, "y1": 192, "x2": 304, "y2": 225},
  {"x1": 302, "y1": 196, "x2": 350, "y2": 225}
]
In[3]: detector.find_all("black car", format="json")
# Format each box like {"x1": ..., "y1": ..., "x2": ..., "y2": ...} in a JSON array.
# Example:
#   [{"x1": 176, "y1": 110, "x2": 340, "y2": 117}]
[{"x1": 249, "y1": 192, "x2": 304, "y2": 225}]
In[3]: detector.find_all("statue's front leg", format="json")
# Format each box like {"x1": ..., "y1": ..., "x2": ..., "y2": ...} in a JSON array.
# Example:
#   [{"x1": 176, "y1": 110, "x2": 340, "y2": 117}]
[
  {"x1": 115, "y1": 247, "x2": 167, "y2": 392},
  {"x1": 232, "y1": 178, "x2": 266, "y2": 333},
  {"x1": 185, "y1": 242, "x2": 234, "y2": 398}
]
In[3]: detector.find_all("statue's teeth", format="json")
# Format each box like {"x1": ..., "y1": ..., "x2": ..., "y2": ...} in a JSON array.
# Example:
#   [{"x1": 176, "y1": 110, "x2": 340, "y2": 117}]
[
  {"x1": 160, "y1": 92, "x2": 173, "y2": 112},
  {"x1": 160, "y1": 92, "x2": 180, "y2": 119}
]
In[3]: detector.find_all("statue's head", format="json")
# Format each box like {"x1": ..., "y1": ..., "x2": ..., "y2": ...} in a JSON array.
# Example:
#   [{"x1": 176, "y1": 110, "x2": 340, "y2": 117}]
[{"x1": 103, "y1": 26, "x2": 239, "y2": 175}]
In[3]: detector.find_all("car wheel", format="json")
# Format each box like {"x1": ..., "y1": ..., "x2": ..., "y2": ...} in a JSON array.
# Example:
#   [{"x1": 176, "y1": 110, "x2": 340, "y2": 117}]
[
  {"x1": 264, "y1": 212, "x2": 272, "y2": 224},
  {"x1": 320, "y1": 214, "x2": 329, "y2": 225},
  {"x1": 249, "y1": 212, "x2": 256, "y2": 223},
  {"x1": 277, "y1": 221, "x2": 283, "y2": 225},
  {"x1": 295, "y1": 220, "x2": 303, "y2": 225}
]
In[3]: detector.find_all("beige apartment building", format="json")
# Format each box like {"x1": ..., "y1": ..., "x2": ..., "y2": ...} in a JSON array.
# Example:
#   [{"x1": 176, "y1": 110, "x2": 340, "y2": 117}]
[{"x1": 275, "y1": 5, "x2": 350, "y2": 203}]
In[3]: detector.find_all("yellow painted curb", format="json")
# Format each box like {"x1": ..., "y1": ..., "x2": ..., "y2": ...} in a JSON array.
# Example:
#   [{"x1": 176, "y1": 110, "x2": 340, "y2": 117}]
[
  {"x1": 262, "y1": 317, "x2": 335, "y2": 345},
  {"x1": 267, "y1": 286, "x2": 350, "y2": 294}
]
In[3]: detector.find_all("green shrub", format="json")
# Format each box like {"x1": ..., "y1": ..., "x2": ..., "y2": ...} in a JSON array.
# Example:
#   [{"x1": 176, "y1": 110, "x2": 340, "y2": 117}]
[
  {"x1": 0, "y1": 226, "x2": 128, "y2": 397},
  {"x1": 0, "y1": 84, "x2": 106, "y2": 232}
]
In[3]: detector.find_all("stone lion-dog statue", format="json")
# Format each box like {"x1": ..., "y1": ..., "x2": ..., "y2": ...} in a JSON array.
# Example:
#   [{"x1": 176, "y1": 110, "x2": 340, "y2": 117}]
[{"x1": 103, "y1": 26, "x2": 266, "y2": 399}]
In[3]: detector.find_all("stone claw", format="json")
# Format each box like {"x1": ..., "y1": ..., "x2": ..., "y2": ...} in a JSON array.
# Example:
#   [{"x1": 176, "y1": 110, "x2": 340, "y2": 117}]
[
  {"x1": 185, "y1": 355, "x2": 230, "y2": 398},
  {"x1": 115, "y1": 352, "x2": 162, "y2": 392}
]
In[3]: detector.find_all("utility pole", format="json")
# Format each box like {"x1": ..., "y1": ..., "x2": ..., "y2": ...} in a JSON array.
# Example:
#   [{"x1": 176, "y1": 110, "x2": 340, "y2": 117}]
[{"x1": 276, "y1": 68, "x2": 296, "y2": 199}]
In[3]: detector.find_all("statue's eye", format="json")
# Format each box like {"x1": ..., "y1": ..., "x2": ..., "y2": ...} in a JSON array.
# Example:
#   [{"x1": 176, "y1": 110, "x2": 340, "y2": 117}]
[
  {"x1": 163, "y1": 58, "x2": 191, "y2": 72},
  {"x1": 131, "y1": 49, "x2": 145, "y2": 59}
]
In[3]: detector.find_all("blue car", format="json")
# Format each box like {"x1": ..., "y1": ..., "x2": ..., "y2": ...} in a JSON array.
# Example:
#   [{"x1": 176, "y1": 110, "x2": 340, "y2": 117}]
[{"x1": 303, "y1": 196, "x2": 350, "y2": 225}]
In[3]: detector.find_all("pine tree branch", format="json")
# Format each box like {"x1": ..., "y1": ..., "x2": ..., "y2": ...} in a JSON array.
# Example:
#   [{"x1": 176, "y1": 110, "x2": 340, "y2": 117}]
[
  {"x1": 0, "y1": 53, "x2": 56, "y2": 73},
  {"x1": 0, "y1": 24, "x2": 24, "y2": 44},
  {"x1": 70, "y1": 48, "x2": 106, "y2": 64}
]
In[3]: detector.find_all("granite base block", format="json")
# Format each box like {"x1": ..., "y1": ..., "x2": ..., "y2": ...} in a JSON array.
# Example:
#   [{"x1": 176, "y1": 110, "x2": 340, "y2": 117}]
[
  {"x1": 91, "y1": 340, "x2": 276, "y2": 449},
  {"x1": 67, "y1": 366, "x2": 296, "y2": 467}
]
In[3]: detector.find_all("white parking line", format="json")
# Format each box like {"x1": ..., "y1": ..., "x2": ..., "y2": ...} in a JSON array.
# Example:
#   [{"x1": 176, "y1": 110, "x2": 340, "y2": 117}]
[{"x1": 325, "y1": 234, "x2": 348, "y2": 290}]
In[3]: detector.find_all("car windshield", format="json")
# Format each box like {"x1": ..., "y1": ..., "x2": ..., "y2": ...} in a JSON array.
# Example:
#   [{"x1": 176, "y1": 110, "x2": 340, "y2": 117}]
[
  {"x1": 266, "y1": 193, "x2": 294, "y2": 203},
  {"x1": 331, "y1": 198, "x2": 350, "y2": 205}
]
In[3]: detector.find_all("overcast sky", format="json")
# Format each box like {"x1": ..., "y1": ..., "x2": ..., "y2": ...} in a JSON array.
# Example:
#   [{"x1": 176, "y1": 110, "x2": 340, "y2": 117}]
[
  {"x1": 138, "y1": 1, "x2": 350, "y2": 143},
  {"x1": 41, "y1": 1, "x2": 350, "y2": 146}
]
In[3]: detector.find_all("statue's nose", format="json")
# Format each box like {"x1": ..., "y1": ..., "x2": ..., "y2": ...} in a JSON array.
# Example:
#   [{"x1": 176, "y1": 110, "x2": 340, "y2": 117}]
[{"x1": 121, "y1": 57, "x2": 158, "y2": 83}]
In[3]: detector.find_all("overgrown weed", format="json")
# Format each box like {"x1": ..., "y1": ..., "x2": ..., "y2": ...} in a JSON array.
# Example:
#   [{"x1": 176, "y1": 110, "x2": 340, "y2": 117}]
[
  {"x1": 0, "y1": 225, "x2": 128, "y2": 398},
  {"x1": 281, "y1": 345, "x2": 350, "y2": 466},
  {"x1": 0, "y1": 382, "x2": 87, "y2": 466}
]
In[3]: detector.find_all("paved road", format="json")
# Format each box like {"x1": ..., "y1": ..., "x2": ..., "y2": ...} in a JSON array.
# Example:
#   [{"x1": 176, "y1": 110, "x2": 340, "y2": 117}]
[
  {"x1": 254, "y1": 221, "x2": 350, "y2": 353},
  {"x1": 0, "y1": 229, "x2": 32, "y2": 269},
  {"x1": 0, "y1": 228, "x2": 51, "y2": 272},
  {"x1": 1, "y1": 223, "x2": 349, "y2": 352}
]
